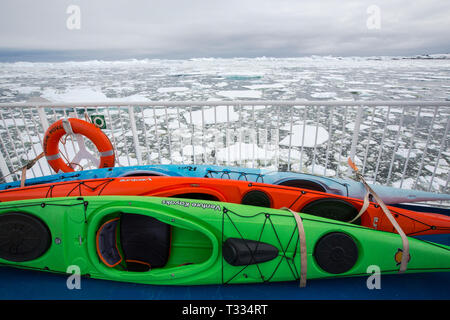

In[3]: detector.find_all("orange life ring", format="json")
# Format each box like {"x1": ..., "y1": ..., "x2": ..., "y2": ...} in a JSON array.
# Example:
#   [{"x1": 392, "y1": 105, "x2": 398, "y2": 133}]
[{"x1": 43, "y1": 118, "x2": 115, "y2": 173}]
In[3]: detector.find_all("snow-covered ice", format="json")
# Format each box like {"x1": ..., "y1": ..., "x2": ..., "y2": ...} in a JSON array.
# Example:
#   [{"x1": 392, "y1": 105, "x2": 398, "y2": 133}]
[
  {"x1": 215, "y1": 90, "x2": 262, "y2": 99},
  {"x1": 0, "y1": 56, "x2": 449, "y2": 192},
  {"x1": 280, "y1": 125, "x2": 329, "y2": 147}
]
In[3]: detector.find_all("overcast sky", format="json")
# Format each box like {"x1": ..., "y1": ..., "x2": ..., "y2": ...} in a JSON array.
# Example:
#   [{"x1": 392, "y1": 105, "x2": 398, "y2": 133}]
[{"x1": 0, "y1": 0, "x2": 449, "y2": 61}]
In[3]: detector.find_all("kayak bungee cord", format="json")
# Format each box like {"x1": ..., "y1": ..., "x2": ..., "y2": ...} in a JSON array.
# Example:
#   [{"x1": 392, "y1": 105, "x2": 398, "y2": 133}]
[
  {"x1": 221, "y1": 206, "x2": 303, "y2": 285},
  {"x1": 206, "y1": 169, "x2": 266, "y2": 182},
  {"x1": 57, "y1": 178, "x2": 114, "y2": 198},
  {"x1": 393, "y1": 214, "x2": 450, "y2": 236},
  {"x1": 348, "y1": 158, "x2": 410, "y2": 273}
]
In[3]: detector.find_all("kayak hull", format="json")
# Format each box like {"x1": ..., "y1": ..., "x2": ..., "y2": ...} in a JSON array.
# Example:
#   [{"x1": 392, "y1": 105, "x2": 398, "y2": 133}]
[
  {"x1": 0, "y1": 176, "x2": 449, "y2": 236},
  {"x1": 1, "y1": 164, "x2": 449, "y2": 204},
  {"x1": 0, "y1": 196, "x2": 449, "y2": 286},
  {"x1": 0, "y1": 176, "x2": 450, "y2": 235}
]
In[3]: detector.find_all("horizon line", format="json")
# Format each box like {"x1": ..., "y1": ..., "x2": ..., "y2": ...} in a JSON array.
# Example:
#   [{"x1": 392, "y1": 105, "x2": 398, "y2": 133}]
[{"x1": 0, "y1": 50, "x2": 449, "y2": 63}]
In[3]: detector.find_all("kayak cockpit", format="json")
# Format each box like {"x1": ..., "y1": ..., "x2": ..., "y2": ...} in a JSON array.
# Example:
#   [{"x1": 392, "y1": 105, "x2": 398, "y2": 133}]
[{"x1": 96, "y1": 213, "x2": 213, "y2": 272}]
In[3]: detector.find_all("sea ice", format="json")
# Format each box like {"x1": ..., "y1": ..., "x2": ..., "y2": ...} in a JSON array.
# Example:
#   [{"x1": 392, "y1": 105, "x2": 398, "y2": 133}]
[
  {"x1": 1, "y1": 56, "x2": 449, "y2": 188},
  {"x1": 395, "y1": 148, "x2": 419, "y2": 159},
  {"x1": 216, "y1": 143, "x2": 275, "y2": 163},
  {"x1": 424, "y1": 165, "x2": 447, "y2": 175},
  {"x1": 182, "y1": 145, "x2": 211, "y2": 156},
  {"x1": 279, "y1": 124, "x2": 329, "y2": 147},
  {"x1": 306, "y1": 163, "x2": 336, "y2": 176},
  {"x1": 183, "y1": 105, "x2": 240, "y2": 125},
  {"x1": 157, "y1": 87, "x2": 189, "y2": 93},
  {"x1": 243, "y1": 83, "x2": 285, "y2": 90},
  {"x1": 215, "y1": 82, "x2": 228, "y2": 88},
  {"x1": 310, "y1": 92, "x2": 337, "y2": 99},
  {"x1": 215, "y1": 90, "x2": 262, "y2": 99},
  {"x1": 345, "y1": 123, "x2": 370, "y2": 131},
  {"x1": 41, "y1": 87, "x2": 108, "y2": 102},
  {"x1": 278, "y1": 149, "x2": 309, "y2": 164},
  {"x1": 392, "y1": 178, "x2": 415, "y2": 189}
]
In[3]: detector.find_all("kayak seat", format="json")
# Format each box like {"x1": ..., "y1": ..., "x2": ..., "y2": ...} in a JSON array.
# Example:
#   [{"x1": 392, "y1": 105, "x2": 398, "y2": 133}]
[
  {"x1": 275, "y1": 178, "x2": 327, "y2": 192},
  {"x1": 96, "y1": 213, "x2": 171, "y2": 272},
  {"x1": 120, "y1": 213, "x2": 171, "y2": 272}
]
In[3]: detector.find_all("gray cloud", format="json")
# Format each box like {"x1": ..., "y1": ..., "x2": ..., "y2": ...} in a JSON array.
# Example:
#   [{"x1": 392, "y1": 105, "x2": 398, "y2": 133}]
[{"x1": 0, "y1": 0, "x2": 449, "y2": 60}]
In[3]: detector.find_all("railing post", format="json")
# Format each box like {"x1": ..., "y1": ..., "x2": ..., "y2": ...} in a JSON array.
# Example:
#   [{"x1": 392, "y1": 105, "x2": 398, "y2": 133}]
[
  {"x1": 37, "y1": 106, "x2": 49, "y2": 131},
  {"x1": 347, "y1": 104, "x2": 364, "y2": 176},
  {"x1": 0, "y1": 150, "x2": 12, "y2": 182},
  {"x1": 128, "y1": 105, "x2": 143, "y2": 165}
]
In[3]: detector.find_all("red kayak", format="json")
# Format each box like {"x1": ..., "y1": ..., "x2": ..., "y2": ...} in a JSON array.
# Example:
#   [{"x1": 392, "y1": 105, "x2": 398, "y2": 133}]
[{"x1": 0, "y1": 176, "x2": 449, "y2": 236}]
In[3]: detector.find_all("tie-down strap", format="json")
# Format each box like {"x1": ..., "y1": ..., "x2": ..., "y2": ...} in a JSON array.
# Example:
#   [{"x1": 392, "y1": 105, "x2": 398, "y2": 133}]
[
  {"x1": 62, "y1": 118, "x2": 75, "y2": 135},
  {"x1": 348, "y1": 158, "x2": 410, "y2": 273},
  {"x1": 281, "y1": 207, "x2": 307, "y2": 287}
]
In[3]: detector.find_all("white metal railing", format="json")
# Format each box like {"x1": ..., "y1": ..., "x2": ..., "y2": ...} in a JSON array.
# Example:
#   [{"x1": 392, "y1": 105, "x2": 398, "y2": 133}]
[{"x1": 0, "y1": 100, "x2": 449, "y2": 196}]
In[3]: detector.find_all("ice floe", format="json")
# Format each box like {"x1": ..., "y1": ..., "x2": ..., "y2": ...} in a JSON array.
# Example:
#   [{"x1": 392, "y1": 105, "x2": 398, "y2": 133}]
[
  {"x1": 183, "y1": 105, "x2": 240, "y2": 125},
  {"x1": 157, "y1": 87, "x2": 189, "y2": 93},
  {"x1": 306, "y1": 164, "x2": 336, "y2": 176},
  {"x1": 310, "y1": 92, "x2": 337, "y2": 99},
  {"x1": 243, "y1": 83, "x2": 285, "y2": 90},
  {"x1": 41, "y1": 88, "x2": 109, "y2": 102},
  {"x1": 215, "y1": 90, "x2": 262, "y2": 99},
  {"x1": 216, "y1": 143, "x2": 275, "y2": 163},
  {"x1": 279, "y1": 124, "x2": 329, "y2": 147}
]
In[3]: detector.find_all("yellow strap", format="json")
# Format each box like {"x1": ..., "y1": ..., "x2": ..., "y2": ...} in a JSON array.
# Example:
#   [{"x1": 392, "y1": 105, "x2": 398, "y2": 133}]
[{"x1": 280, "y1": 207, "x2": 307, "y2": 287}]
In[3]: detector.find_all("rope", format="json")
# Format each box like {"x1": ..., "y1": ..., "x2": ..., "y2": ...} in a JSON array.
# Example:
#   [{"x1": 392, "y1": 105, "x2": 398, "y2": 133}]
[
  {"x1": 1, "y1": 117, "x2": 81, "y2": 182},
  {"x1": 348, "y1": 158, "x2": 410, "y2": 273},
  {"x1": 0, "y1": 152, "x2": 45, "y2": 186},
  {"x1": 0, "y1": 169, "x2": 20, "y2": 182},
  {"x1": 20, "y1": 152, "x2": 45, "y2": 187},
  {"x1": 62, "y1": 118, "x2": 74, "y2": 136},
  {"x1": 84, "y1": 112, "x2": 92, "y2": 124},
  {"x1": 1, "y1": 115, "x2": 99, "y2": 184},
  {"x1": 60, "y1": 118, "x2": 83, "y2": 171},
  {"x1": 280, "y1": 207, "x2": 307, "y2": 287}
]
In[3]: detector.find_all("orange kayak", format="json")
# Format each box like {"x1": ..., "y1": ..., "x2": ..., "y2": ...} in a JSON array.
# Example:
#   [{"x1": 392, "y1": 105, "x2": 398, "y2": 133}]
[{"x1": 0, "y1": 176, "x2": 448, "y2": 236}]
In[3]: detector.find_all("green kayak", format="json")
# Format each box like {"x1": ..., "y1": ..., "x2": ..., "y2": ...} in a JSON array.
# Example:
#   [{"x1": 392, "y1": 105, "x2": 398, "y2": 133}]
[{"x1": 0, "y1": 196, "x2": 449, "y2": 286}]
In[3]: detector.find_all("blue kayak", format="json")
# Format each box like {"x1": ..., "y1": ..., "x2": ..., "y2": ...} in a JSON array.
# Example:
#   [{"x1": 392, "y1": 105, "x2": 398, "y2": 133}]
[{"x1": 1, "y1": 164, "x2": 449, "y2": 204}]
